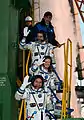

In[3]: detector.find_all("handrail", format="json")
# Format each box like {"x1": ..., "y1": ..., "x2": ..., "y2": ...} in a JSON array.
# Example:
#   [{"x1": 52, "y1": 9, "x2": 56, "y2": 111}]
[
  {"x1": 23, "y1": 50, "x2": 25, "y2": 78},
  {"x1": 18, "y1": 49, "x2": 26, "y2": 120},
  {"x1": 26, "y1": 50, "x2": 31, "y2": 75},
  {"x1": 61, "y1": 42, "x2": 66, "y2": 119},
  {"x1": 18, "y1": 50, "x2": 31, "y2": 120},
  {"x1": 67, "y1": 39, "x2": 72, "y2": 109},
  {"x1": 61, "y1": 38, "x2": 72, "y2": 119},
  {"x1": 18, "y1": 100, "x2": 24, "y2": 120},
  {"x1": 52, "y1": 42, "x2": 65, "y2": 82},
  {"x1": 24, "y1": 99, "x2": 26, "y2": 120},
  {"x1": 52, "y1": 67, "x2": 62, "y2": 82}
]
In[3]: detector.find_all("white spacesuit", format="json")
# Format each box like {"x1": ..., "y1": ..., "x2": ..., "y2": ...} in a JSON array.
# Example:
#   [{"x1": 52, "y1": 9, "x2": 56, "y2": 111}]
[
  {"x1": 15, "y1": 75, "x2": 56, "y2": 120},
  {"x1": 20, "y1": 41, "x2": 56, "y2": 65},
  {"x1": 29, "y1": 65, "x2": 58, "y2": 90}
]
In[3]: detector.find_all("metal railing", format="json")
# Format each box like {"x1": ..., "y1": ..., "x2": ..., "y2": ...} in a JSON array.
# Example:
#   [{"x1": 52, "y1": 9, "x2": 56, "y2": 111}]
[
  {"x1": 18, "y1": 50, "x2": 31, "y2": 120},
  {"x1": 61, "y1": 38, "x2": 72, "y2": 119}
]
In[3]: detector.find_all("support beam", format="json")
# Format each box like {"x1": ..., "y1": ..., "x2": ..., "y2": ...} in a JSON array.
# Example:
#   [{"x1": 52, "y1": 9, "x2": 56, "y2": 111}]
[{"x1": 74, "y1": 0, "x2": 84, "y2": 22}]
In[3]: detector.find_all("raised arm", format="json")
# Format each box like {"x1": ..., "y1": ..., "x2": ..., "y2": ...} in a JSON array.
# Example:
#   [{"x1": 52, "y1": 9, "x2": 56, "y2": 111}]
[{"x1": 15, "y1": 75, "x2": 31, "y2": 100}]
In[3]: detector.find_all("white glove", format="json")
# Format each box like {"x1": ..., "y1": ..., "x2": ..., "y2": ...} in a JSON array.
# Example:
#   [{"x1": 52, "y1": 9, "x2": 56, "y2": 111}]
[
  {"x1": 23, "y1": 27, "x2": 31, "y2": 37},
  {"x1": 35, "y1": 58, "x2": 45, "y2": 66},
  {"x1": 20, "y1": 75, "x2": 31, "y2": 90}
]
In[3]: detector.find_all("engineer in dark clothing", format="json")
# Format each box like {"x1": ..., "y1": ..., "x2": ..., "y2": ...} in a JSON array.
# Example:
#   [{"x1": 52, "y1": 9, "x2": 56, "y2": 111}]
[
  {"x1": 21, "y1": 16, "x2": 33, "y2": 44},
  {"x1": 32, "y1": 11, "x2": 61, "y2": 47}
]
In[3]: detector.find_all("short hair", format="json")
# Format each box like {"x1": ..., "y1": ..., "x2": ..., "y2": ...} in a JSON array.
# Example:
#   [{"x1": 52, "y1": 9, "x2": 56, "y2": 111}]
[
  {"x1": 44, "y1": 11, "x2": 52, "y2": 17},
  {"x1": 37, "y1": 30, "x2": 47, "y2": 40}
]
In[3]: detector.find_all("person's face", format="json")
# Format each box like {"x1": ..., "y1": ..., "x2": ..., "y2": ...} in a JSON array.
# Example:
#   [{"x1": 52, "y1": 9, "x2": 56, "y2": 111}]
[
  {"x1": 44, "y1": 15, "x2": 52, "y2": 24},
  {"x1": 26, "y1": 21, "x2": 32, "y2": 26},
  {"x1": 37, "y1": 33, "x2": 44, "y2": 41},
  {"x1": 43, "y1": 58, "x2": 51, "y2": 69},
  {"x1": 33, "y1": 78, "x2": 43, "y2": 90}
]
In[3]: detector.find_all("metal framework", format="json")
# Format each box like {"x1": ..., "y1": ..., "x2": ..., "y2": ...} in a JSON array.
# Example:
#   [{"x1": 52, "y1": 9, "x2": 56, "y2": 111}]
[
  {"x1": 74, "y1": 0, "x2": 84, "y2": 22},
  {"x1": 61, "y1": 39, "x2": 72, "y2": 119}
]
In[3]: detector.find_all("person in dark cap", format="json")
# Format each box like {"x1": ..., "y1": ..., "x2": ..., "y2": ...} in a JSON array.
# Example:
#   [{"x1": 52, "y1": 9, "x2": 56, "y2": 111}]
[{"x1": 32, "y1": 11, "x2": 61, "y2": 47}]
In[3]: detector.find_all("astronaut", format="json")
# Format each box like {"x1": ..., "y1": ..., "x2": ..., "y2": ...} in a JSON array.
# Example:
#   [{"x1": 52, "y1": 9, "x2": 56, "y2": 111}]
[
  {"x1": 20, "y1": 30, "x2": 56, "y2": 66},
  {"x1": 29, "y1": 56, "x2": 61, "y2": 116},
  {"x1": 15, "y1": 75, "x2": 56, "y2": 120},
  {"x1": 29, "y1": 56, "x2": 58, "y2": 90}
]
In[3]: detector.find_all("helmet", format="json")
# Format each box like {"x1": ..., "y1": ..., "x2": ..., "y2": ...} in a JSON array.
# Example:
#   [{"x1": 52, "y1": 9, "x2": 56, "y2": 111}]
[{"x1": 25, "y1": 16, "x2": 32, "y2": 22}]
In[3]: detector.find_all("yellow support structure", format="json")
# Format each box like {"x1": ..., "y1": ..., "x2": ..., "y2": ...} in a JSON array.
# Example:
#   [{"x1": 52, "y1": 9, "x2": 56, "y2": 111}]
[
  {"x1": 26, "y1": 50, "x2": 31, "y2": 75},
  {"x1": 23, "y1": 50, "x2": 25, "y2": 78},
  {"x1": 18, "y1": 100, "x2": 24, "y2": 120},
  {"x1": 74, "y1": 0, "x2": 84, "y2": 22},
  {"x1": 24, "y1": 51, "x2": 31, "y2": 119},
  {"x1": 67, "y1": 39, "x2": 72, "y2": 109},
  {"x1": 24, "y1": 99, "x2": 26, "y2": 120},
  {"x1": 61, "y1": 43, "x2": 67, "y2": 119},
  {"x1": 18, "y1": 51, "x2": 31, "y2": 120},
  {"x1": 61, "y1": 38, "x2": 72, "y2": 119}
]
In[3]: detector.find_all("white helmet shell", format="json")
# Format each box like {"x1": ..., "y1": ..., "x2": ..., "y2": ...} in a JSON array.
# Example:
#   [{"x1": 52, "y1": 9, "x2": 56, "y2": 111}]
[{"x1": 25, "y1": 16, "x2": 32, "y2": 21}]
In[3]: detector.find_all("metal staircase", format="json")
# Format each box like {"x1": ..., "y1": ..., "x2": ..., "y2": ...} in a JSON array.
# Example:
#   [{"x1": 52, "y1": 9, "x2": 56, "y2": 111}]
[{"x1": 17, "y1": 39, "x2": 74, "y2": 120}]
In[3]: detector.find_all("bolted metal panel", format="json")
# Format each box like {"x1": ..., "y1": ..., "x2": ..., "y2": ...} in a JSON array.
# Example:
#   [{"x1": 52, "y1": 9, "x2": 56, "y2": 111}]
[
  {"x1": 0, "y1": 74, "x2": 11, "y2": 120},
  {"x1": 11, "y1": 0, "x2": 31, "y2": 9},
  {"x1": 0, "y1": 0, "x2": 31, "y2": 120},
  {"x1": 8, "y1": 5, "x2": 19, "y2": 120},
  {"x1": 8, "y1": 5, "x2": 19, "y2": 81},
  {"x1": 0, "y1": 0, "x2": 19, "y2": 120}
]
